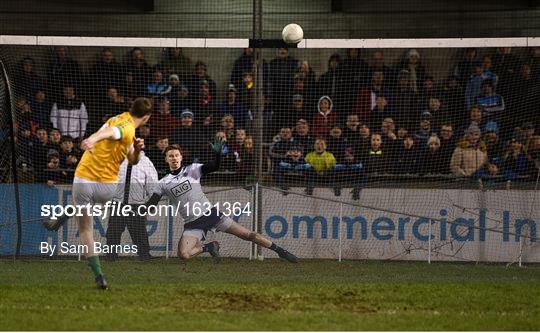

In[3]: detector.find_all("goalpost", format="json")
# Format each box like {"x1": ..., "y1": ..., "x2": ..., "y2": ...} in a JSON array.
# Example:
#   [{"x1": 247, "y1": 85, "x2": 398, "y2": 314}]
[{"x1": 0, "y1": 34, "x2": 539, "y2": 263}]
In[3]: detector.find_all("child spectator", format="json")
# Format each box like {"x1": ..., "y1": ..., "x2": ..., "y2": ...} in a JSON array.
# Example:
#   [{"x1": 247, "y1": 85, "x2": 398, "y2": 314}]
[
  {"x1": 450, "y1": 124, "x2": 488, "y2": 177},
  {"x1": 275, "y1": 145, "x2": 309, "y2": 193},
  {"x1": 305, "y1": 139, "x2": 336, "y2": 195},
  {"x1": 312, "y1": 96, "x2": 337, "y2": 139},
  {"x1": 362, "y1": 133, "x2": 388, "y2": 175},
  {"x1": 394, "y1": 134, "x2": 419, "y2": 174},
  {"x1": 269, "y1": 127, "x2": 295, "y2": 168},
  {"x1": 502, "y1": 136, "x2": 536, "y2": 179},
  {"x1": 39, "y1": 152, "x2": 69, "y2": 187},
  {"x1": 48, "y1": 128, "x2": 62, "y2": 152},
  {"x1": 58, "y1": 135, "x2": 79, "y2": 170},
  {"x1": 422, "y1": 134, "x2": 448, "y2": 174}
]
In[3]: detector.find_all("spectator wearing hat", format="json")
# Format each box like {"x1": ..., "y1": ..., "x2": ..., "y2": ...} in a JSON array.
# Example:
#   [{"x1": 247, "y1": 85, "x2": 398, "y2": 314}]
[
  {"x1": 421, "y1": 134, "x2": 448, "y2": 174},
  {"x1": 171, "y1": 109, "x2": 201, "y2": 164},
  {"x1": 161, "y1": 47, "x2": 192, "y2": 81},
  {"x1": 398, "y1": 49, "x2": 427, "y2": 93},
  {"x1": 414, "y1": 111, "x2": 436, "y2": 146},
  {"x1": 312, "y1": 96, "x2": 338, "y2": 139},
  {"x1": 317, "y1": 53, "x2": 342, "y2": 102},
  {"x1": 450, "y1": 124, "x2": 488, "y2": 177},
  {"x1": 166, "y1": 74, "x2": 181, "y2": 98},
  {"x1": 220, "y1": 84, "x2": 251, "y2": 130}
]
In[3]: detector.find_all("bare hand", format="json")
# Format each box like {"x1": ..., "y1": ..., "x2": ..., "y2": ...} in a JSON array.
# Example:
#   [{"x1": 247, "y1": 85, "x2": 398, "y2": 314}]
[{"x1": 134, "y1": 138, "x2": 145, "y2": 151}]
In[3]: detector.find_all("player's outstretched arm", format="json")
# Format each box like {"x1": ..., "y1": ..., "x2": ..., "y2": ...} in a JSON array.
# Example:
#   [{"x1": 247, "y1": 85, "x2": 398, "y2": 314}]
[
  {"x1": 80, "y1": 126, "x2": 120, "y2": 151},
  {"x1": 144, "y1": 193, "x2": 162, "y2": 207},
  {"x1": 201, "y1": 137, "x2": 224, "y2": 175}
]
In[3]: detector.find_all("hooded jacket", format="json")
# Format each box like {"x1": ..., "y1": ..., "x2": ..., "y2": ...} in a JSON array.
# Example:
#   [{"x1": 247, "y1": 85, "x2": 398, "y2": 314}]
[{"x1": 312, "y1": 96, "x2": 337, "y2": 138}]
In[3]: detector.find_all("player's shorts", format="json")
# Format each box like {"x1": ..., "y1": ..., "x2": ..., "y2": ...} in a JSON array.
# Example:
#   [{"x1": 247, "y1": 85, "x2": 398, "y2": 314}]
[
  {"x1": 72, "y1": 176, "x2": 117, "y2": 206},
  {"x1": 182, "y1": 208, "x2": 234, "y2": 241}
]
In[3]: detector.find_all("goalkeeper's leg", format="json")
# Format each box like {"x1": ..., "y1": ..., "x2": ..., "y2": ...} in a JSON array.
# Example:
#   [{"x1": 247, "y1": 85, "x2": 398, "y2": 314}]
[
  {"x1": 178, "y1": 230, "x2": 220, "y2": 260},
  {"x1": 77, "y1": 213, "x2": 107, "y2": 290},
  {"x1": 220, "y1": 219, "x2": 298, "y2": 263}
]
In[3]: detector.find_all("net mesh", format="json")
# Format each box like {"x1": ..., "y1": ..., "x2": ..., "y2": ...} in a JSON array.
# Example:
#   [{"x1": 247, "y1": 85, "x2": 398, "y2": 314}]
[
  {"x1": 0, "y1": 44, "x2": 539, "y2": 261},
  {"x1": 0, "y1": 0, "x2": 539, "y2": 262}
]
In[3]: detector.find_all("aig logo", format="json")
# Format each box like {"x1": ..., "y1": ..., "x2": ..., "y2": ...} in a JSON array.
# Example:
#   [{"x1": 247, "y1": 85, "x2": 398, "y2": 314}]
[{"x1": 171, "y1": 180, "x2": 192, "y2": 197}]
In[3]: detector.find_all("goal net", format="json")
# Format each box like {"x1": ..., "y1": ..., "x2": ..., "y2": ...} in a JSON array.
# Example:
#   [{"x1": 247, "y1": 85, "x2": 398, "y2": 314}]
[{"x1": 0, "y1": 39, "x2": 538, "y2": 263}]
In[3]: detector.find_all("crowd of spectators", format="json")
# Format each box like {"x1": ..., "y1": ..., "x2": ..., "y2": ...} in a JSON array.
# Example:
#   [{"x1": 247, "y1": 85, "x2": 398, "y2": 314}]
[{"x1": 5, "y1": 46, "x2": 540, "y2": 194}]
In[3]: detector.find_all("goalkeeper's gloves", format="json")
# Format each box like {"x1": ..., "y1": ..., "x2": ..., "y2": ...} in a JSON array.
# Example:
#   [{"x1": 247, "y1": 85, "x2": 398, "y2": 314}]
[{"x1": 211, "y1": 137, "x2": 226, "y2": 153}]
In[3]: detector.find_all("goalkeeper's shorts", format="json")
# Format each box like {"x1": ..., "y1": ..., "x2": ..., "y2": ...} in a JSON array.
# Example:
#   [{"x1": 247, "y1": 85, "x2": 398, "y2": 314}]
[
  {"x1": 72, "y1": 176, "x2": 117, "y2": 206},
  {"x1": 183, "y1": 208, "x2": 233, "y2": 240}
]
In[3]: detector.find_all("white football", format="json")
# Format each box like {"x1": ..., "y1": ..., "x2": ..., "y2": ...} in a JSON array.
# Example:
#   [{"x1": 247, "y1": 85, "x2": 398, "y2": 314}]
[{"x1": 282, "y1": 23, "x2": 304, "y2": 44}]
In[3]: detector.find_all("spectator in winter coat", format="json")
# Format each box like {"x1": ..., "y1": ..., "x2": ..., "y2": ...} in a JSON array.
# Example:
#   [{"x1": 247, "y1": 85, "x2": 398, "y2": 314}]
[
  {"x1": 312, "y1": 96, "x2": 338, "y2": 139},
  {"x1": 305, "y1": 138, "x2": 337, "y2": 195},
  {"x1": 450, "y1": 124, "x2": 488, "y2": 177}
]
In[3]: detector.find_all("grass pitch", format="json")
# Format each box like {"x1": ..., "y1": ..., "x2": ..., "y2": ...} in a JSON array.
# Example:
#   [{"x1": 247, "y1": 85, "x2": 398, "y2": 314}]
[{"x1": 0, "y1": 258, "x2": 539, "y2": 330}]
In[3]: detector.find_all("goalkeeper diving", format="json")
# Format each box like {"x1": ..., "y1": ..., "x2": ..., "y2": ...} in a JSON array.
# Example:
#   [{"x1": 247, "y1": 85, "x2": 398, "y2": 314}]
[{"x1": 144, "y1": 140, "x2": 298, "y2": 263}]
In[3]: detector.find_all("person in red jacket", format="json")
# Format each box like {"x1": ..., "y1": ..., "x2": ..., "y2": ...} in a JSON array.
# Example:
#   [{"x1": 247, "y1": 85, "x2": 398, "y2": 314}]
[{"x1": 312, "y1": 95, "x2": 337, "y2": 139}]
